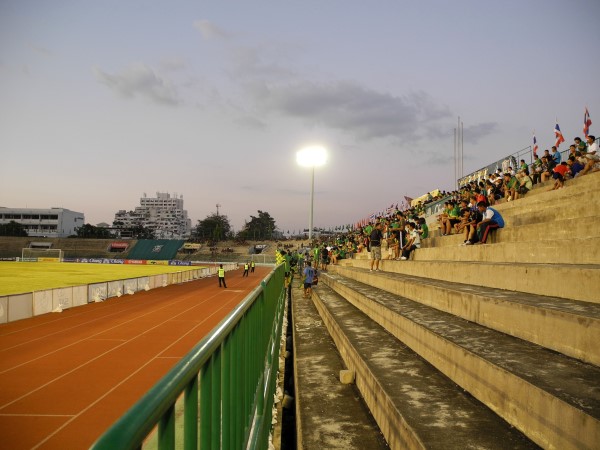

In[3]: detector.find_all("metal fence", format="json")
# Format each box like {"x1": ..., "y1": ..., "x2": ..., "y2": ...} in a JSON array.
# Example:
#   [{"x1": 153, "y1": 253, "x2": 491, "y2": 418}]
[{"x1": 90, "y1": 264, "x2": 286, "y2": 450}]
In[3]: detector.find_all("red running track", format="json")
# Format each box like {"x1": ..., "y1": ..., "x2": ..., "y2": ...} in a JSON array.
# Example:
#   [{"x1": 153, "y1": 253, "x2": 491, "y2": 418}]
[{"x1": 0, "y1": 266, "x2": 271, "y2": 449}]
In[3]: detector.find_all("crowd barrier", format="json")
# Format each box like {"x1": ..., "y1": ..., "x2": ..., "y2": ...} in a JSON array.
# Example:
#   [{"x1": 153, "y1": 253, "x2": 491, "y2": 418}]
[{"x1": 0, "y1": 263, "x2": 237, "y2": 324}]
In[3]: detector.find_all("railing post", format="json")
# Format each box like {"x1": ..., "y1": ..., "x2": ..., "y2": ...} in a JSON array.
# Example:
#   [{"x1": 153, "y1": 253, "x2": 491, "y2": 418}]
[
  {"x1": 158, "y1": 404, "x2": 175, "y2": 450},
  {"x1": 184, "y1": 375, "x2": 198, "y2": 450},
  {"x1": 200, "y1": 357, "x2": 213, "y2": 449}
]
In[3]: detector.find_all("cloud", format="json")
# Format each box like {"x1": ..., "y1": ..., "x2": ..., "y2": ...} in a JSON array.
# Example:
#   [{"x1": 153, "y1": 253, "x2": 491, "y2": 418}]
[
  {"x1": 159, "y1": 57, "x2": 186, "y2": 72},
  {"x1": 94, "y1": 63, "x2": 180, "y2": 106},
  {"x1": 247, "y1": 80, "x2": 451, "y2": 141},
  {"x1": 462, "y1": 122, "x2": 498, "y2": 144},
  {"x1": 193, "y1": 19, "x2": 231, "y2": 40}
]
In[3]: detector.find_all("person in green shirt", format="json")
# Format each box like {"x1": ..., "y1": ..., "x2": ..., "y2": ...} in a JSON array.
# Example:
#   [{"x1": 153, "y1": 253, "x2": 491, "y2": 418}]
[
  {"x1": 503, "y1": 173, "x2": 519, "y2": 201},
  {"x1": 418, "y1": 217, "x2": 429, "y2": 239}
]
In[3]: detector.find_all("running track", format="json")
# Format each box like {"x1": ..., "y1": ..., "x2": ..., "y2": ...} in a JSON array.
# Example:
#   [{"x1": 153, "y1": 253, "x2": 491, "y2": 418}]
[{"x1": 0, "y1": 266, "x2": 271, "y2": 449}]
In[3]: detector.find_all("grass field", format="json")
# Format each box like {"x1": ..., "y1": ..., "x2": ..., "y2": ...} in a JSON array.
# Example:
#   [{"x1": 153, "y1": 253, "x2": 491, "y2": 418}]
[{"x1": 0, "y1": 262, "x2": 208, "y2": 296}]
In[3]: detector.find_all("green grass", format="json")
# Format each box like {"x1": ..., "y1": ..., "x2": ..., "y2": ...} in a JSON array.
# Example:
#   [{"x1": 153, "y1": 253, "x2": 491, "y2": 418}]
[{"x1": 0, "y1": 262, "x2": 207, "y2": 296}]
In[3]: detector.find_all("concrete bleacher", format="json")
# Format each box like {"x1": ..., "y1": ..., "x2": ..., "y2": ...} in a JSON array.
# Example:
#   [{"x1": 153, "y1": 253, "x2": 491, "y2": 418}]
[{"x1": 292, "y1": 171, "x2": 600, "y2": 449}]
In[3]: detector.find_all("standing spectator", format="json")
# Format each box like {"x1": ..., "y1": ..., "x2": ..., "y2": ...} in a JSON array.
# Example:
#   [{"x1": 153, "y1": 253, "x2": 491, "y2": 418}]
[
  {"x1": 302, "y1": 261, "x2": 315, "y2": 298},
  {"x1": 531, "y1": 155, "x2": 543, "y2": 184},
  {"x1": 218, "y1": 264, "x2": 227, "y2": 288},
  {"x1": 475, "y1": 202, "x2": 505, "y2": 244},
  {"x1": 400, "y1": 222, "x2": 421, "y2": 260},
  {"x1": 369, "y1": 222, "x2": 383, "y2": 271}
]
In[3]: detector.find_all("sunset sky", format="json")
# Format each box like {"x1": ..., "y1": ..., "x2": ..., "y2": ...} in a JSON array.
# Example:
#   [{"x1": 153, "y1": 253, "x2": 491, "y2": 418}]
[{"x1": 1, "y1": 0, "x2": 598, "y2": 233}]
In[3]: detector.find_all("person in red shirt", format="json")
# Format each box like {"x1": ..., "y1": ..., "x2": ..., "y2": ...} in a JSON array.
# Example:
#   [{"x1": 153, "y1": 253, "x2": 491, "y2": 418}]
[{"x1": 551, "y1": 161, "x2": 569, "y2": 190}]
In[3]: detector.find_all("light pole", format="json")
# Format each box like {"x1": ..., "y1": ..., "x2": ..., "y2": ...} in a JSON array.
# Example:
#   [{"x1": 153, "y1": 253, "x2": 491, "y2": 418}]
[{"x1": 296, "y1": 145, "x2": 327, "y2": 241}]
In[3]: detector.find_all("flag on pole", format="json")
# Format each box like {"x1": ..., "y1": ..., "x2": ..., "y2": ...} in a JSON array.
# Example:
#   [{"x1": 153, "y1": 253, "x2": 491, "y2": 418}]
[
  {"x1": 583, "y1": 107, "x2": 592, "y2": 138},
  {"x1": 554, "y1": 122, "x2": 565, "y2": 147},
  {"x1": 533, "y1": 132, "x2": 539, "y2": 157}
]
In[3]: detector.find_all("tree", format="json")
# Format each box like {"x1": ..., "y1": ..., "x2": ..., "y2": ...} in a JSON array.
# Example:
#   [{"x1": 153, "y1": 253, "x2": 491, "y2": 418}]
[
  {"x1": 75, "y1": 223, "x2": 111, "y2": 239},
  {"x1": 0, "y1": 220, "x2": 28, "y2": 237},
  {"x1": 242, "y1": 210, "x2": 277, "y2": 240},
  {"x1": 129, "y1": 224, "x2": 155, "y2": 239},
  {"x1": 194, "y1": 213, "x2": 232, "y2": 241}
]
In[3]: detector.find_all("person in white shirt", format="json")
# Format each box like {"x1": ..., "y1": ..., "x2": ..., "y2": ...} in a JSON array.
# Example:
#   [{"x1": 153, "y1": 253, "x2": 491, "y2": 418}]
[
  {"x1": 580, "y1": 135, "x2": 600, "y2": 176},
  {"x1": 399, "y1": 222, "x2": 421, "y2": 260}
]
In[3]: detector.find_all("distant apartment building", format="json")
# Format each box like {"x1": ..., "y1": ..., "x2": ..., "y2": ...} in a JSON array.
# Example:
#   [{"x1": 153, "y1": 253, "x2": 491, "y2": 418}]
[
  {"x1": 113, "y1": 192, "x2": 192, "y2": 239},
  {"x1": 0, "y1": 207, "x2": 85, "y2": 238}
]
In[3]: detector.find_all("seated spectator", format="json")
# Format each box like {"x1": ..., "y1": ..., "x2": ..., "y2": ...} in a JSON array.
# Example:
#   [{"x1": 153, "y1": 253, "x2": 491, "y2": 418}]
[
  {"x1": 503, "y1": 173, "x2": 519, "y2": 201},
  {"x1": 400, "y1": 222, "x2": 421, "y2": 260},
  {"x1": 574, "y1": 136, "x2": 587, "y2": 153},
  {"x1": 417, "y1": 217, "x2": 429, "y2": 239},
  {"x1": 580, "y1": 135, "x2": 600, "y2": 176},
  {"x1": 517, "y1": 170, "x2": 533, "y2": 197},
  {"x1": 441, "y1": 200, "x2": 461, "y2": 235},
  {"x1": 475, "y1": 201, "x2": 505, "y2": 244},
  {"x1": 567, "y1": 155, "x2": 584, "y2": 178},
  {"x1": 551, "y1": 161, "x2": 569, "y2": 190},
  {"x1": 531, "y1": 155, "x2": 543, "y2": 184},
  {"x1": 519, "y1": 159, "x2": 529, "y2": 175},
  {"x1": 551, "y1": 146, "x2": 562, "y2": 165},
  {"x1": 461, "y1": 206, "x2": 482, "y2": 245},
  {"x1": 454, "y1": 207, "x2": 471, "y2": 235},
  {"x1": 540, "y1": 156, "x2": 556, "y2": 182}
]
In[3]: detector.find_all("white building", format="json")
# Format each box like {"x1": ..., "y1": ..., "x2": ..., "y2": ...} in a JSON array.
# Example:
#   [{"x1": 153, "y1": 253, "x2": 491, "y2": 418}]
[
  {"x1": 114, "y1": 192, "x2": 192, "y2": 239},
  {"x1": 0, "y1": 207, "x2": 85, "y2": 238}
]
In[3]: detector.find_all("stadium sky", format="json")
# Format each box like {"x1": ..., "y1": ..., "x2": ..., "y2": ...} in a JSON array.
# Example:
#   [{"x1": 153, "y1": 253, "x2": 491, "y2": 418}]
[{"x1": 1, "y1": 0, "x2": 599, "y2": 235}]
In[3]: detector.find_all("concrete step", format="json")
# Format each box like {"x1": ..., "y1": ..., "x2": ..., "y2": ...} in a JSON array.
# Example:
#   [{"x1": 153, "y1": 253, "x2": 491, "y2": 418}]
[
  {"x1": 336, "y1": 258, "x2": 600, "y2": 303},
  {"x1": 328, "y1": 264, "x2": 600, "y2": 365},
  {"x1": 320, "y1": 273, "x2": 600, "y2": 450},
  {"x1": 422, "y1": 216, "x2": 600, "y2": 248},
  {"x1": 311, "y1": 282, "x2": 539, "y2": 450},
  {"x1": 415, "y1": 237, "x2": 600, "y2": 264},
  {"x1": 292, "y1": 285, "x2": 388, "y2": 450}
]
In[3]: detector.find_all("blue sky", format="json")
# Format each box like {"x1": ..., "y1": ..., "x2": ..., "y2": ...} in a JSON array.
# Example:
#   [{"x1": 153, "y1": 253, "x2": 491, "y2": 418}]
[{"x1": 1, "y1": 0, "x2": 599, "y2": 233}]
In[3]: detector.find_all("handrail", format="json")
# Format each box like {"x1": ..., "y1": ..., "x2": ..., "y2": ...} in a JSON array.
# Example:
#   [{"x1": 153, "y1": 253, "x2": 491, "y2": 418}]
[{"x1": 91, "y1": 265, "x2": 285, "y2": 450}]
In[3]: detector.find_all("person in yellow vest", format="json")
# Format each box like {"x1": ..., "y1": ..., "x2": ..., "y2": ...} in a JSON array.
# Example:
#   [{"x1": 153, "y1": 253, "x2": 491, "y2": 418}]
[
  {"x1": 218, "y1": 264, "x2": 227, "y2": 288},
  {"x1": 250, "y1": 261, "x2": 255, "y2": 273},
  {"x1": 243, "y1": 262, "x2": 249, "y2": 277}
]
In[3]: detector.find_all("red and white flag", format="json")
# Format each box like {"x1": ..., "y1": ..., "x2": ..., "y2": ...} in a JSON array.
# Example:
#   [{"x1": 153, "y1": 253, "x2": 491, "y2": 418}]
[
  {"x1": 583, "y1": 107, "x2": 592, "y2": 138},
  {"x1": 554, "y1": 122, "x2": 565, "y2": 147},
  {"x1": 533, "y1": 132, "x2": 539, "y2": 157}
]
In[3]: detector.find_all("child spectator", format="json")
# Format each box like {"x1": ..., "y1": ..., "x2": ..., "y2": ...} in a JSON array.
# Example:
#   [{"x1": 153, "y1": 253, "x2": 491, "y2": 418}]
[
  {"x1": 475, "y1": 202, "x2": 505, "y2": 244},
  {"x1": 551, "y1": 161, "x2": 569, "y2": 190}
]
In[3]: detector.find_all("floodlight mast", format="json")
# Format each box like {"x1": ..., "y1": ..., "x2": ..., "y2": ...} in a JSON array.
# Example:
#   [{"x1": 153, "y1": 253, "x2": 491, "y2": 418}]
[{"x1": 296, "y1": 146, "x2": 327, "y2": 241}]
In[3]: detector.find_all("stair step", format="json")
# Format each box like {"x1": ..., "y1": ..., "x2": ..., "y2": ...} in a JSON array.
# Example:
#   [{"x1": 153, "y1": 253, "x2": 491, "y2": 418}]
[
  {"x1": 329, "y1": 265, "x2": 600, "y2": 365},
  {"x1": 312, "y1": 282, "x2": 539, "y2": 450},
  {"x1": 337, "y1": 259, "x2": 600, "y2": 303},
  {"x1": 292, "y1": 284, "x2": 388, "y2": 450},
  {"x1": 321, "y1": 273, "x2": 600, "y2": 450}
]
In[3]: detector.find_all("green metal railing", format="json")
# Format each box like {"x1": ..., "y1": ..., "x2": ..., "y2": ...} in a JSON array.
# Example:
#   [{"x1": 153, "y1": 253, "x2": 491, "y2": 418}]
[{"x1": 91, "y1": 265, "x2": 285, "y2": 450}]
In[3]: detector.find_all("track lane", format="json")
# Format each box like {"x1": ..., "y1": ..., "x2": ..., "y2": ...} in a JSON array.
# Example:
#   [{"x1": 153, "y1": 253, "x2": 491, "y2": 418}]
[{"x1": 0, "y1": 266, "x2": 271, "y2": 449}]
